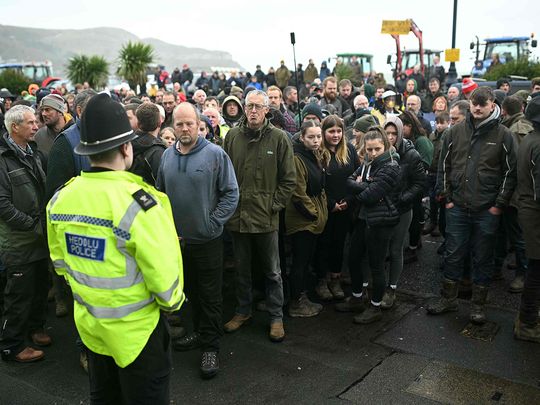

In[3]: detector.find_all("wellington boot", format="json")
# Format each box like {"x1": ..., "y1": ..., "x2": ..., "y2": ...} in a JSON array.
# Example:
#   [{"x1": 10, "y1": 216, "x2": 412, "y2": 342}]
[
  {"x1": 470, "y1": 285, "x2": 488, "y2": 324},
  {"x1": 426, "y1": 279, "x2": 459, "y2": 315}
]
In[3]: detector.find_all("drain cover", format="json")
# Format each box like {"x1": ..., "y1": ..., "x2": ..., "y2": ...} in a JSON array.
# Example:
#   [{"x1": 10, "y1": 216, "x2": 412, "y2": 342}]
[{"x1": 460, "y1": 321, "x2": 500, "y2": 342}]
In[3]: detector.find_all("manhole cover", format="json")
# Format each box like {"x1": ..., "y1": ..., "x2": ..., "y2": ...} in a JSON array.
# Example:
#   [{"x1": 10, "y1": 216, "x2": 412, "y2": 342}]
[{"x1": 460, "y1": 321, "x2": 500, "y2": 342}]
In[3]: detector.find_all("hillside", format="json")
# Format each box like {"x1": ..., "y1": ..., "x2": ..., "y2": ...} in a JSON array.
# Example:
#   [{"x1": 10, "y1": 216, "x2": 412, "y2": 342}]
[{"x1": 0, "y1": 24, "x2": 242, "y2": 77}]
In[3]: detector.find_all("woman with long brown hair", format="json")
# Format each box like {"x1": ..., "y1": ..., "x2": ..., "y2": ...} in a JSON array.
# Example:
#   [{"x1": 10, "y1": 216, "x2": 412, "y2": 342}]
[{"x1": 313, "y1": 115, "x2": 360, "y2": 301}]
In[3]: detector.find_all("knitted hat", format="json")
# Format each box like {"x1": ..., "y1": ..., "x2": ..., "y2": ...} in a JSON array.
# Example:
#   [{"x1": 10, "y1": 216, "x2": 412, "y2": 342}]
[
  {"x1": 525, "y1": 96, "x2": 540, "y2": 125},
  {"x1": 461, "y1": 78, "x2": 478, "y2": 95},
  {"x1": 40, "y1": 94, "x2": 66, "y2": 113},
  {"x1": 353, "y1": 115, "x2": 378, "y2": 133},
  {"x1": 302, "y1": 103, "x2": 323, "y2": 121},
  {"x1": 76, "y1": 93, "x2": 137, "y2": 156}
]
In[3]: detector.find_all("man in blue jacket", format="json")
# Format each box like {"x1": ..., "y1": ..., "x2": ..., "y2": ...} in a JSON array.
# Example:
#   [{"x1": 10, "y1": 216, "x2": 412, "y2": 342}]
[{"x1": 156, "y1": 102, "x2": 239, "y2": 379}]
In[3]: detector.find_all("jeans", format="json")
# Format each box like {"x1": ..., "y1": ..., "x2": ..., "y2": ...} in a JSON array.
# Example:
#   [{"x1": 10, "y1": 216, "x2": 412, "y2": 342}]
[
  {"x1": 388, "y1": 210, "x2": 413, "y2": 286},
  {"x1": 349, "y1": 220, "x2": 394, "y2": 303},
  {"x1": 289, "y1": 231, "x2": 318, "y2": 300},
  {"x1": 231, "y1": 231, "x2": 284, "y2": 322},
  {"x1": 494, "y1": 206, "x2": 528, "y2": 275},
  {"x1": 444, "y1": 206, "x2": 500, "y2": 286},
  {"x1": 88, "y1": 315, "x2": 171, "y2": 405},
  {"x1": 314, "y1": 210, "x2": 350, "y2": 277},
  {"x1": 519, "y1": 259, "x2": 540, "y2": 326},
  {"x1": 0, "y1": 258, "x2": 48, "y2": 358},
  {"x1": 182, "y1": 236, "x2": 223, "y2": 352}
]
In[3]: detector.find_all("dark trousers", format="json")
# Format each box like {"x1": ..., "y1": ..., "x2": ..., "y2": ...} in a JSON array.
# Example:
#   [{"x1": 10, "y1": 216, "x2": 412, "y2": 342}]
[
  {"x1": 0, "y1": 258, "x2": 48, "y2": 358},
  {"x1": 182, "y1": 236, "x2": 223, "y2": 352},
  {"x1": 88, "y1": 315, "x2": 171, "y2": 405},
  {"x1": 428, "y1": 173, "x2": 439, "y2": 225},
  {"x1": 494, "y1": 206, "x2": 528, "y2": 274},
  {"x1": 314, "y1": 210, "x2": 350, "y2": 277},
  {"x1": 349, "y1": 220, "x2": 394, "y2": 303},
  {"x1": 409, "y1": 196, "x2": 424, "y2": 248},
  {"x1": 519, "y1": 259, "x2": 540, "y2": 326},
  {"x1": 444, "y1": 206, "x2": 500, "y2": 286},
  {"x1": 289, "y1": 231, "x2": 318, "y2": 300}
]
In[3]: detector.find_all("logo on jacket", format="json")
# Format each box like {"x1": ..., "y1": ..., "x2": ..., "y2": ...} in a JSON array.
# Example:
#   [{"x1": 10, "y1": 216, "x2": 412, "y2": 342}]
[{"x1": 66, "y1": 233, "x2": 105, "y2": 261}]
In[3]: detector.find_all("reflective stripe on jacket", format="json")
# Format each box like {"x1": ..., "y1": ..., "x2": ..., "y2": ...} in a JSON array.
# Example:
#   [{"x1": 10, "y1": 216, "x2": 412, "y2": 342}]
[{"x1": 47, "y1": 170, "x2": 184, "y2": 367}]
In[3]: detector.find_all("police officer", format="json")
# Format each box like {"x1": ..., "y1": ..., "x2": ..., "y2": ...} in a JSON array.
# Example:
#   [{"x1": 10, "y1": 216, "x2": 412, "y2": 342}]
[{"x1": 46, "y1": 93, "x2": 184, "y2": 404}]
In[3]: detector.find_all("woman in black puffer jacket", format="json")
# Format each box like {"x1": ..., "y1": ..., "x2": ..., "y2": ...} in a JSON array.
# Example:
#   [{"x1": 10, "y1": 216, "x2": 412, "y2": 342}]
[
  {"x1": 345, "y1": 126, "x2": 401, "y2": 325},
  {"x1": 382, "y1": 116, "x2": 426, "y2": 309}
]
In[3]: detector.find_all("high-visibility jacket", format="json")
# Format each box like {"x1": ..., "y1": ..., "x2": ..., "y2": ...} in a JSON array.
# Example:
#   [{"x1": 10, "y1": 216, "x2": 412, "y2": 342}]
[{"x1": 47, "y1": 170, "x2": 184, "y2": 368}]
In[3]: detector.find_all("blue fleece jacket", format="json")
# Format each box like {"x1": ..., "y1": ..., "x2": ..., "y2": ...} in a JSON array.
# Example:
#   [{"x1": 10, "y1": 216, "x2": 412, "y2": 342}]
[{"x1": 156, "y1": 137, "x2": 239, "y2": 244}]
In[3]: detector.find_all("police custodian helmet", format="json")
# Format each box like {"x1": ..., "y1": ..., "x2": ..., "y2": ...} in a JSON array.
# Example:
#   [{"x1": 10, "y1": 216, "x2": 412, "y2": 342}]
[{"x1": 75, "y1": 93, "x2": 138, "y2": 156}]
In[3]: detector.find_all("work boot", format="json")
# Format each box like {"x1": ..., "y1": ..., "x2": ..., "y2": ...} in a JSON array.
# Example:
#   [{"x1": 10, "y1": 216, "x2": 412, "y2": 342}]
[
  {"x1": 514, "y1": 318, "x2": 540, "y2": 343},
  {"x1": 269, "y1": 321, "x2": 285, "y2": 342},
  {"x1": 328, "y1": 278, "x2": 345, "y2": 300},
  {"x1": 422, "y1": 222, "x2": 437, "y2": 235},
  {"x1": 55, "y1": 300, "x2": 68, "y2": 317},
  {"x1": 335, "y1": 296, "x2": 365, "y2": 313},
  {"x1": 288, "y1": 293, "x2": 322, "y2": 318},
  {"x1": 508, "y1": 275, "x2": 525, "y2": 293},
  {"x1": 426, "y1": 278, "x2": 459, "y2": 315},
  {"x1": 315, "y1": 279, "x2": 333, "y2": 301},
  {"x1": 224, "y1": 314, "x2": 252, "y2": 333},
  {"x1": 173, "y1": 332, "x2": 201, "y2": 351},
  {"x1": 380, "y1": 287, "x2": 396, "y2": 310},
  {"x1": 470, "y1": 285, "x2": 489, "y2": 324},
  {"x1": 31, "y1": 330, "x2": 52, "y2": 347},
  {"x1": 353, "y1": 304, "x2": 382, "y2": 324},
  {"x1": 200, "y1": 351, "x2": 219, "y2": 379},
  {"x1": 13, "y1": 347, "x2": 44, "y2": 363}
]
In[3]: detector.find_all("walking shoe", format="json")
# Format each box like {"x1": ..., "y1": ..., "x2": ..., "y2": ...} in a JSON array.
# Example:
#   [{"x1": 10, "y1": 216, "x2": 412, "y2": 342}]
[
  {"x1": 200, "y1": 351, "x2": 219, "y2": 379},
  {"x1": 335, "y1": 296, "x2": 365, "y2": 313},
  {"x1": 353, "y1": 304, "x2": 382, "y2": 324},
  {"x1": 380, "y1": 287, "x2": 396, "y2": 310},
  {"x1": 514, "y1": 318, "x2": 540, "y2": 343},
  {"x1": 470, "y1": 285, "x2": 488, "y2": 324},
  {"x1": 288, "y1": 293, "x2": 322, "y2": 318},
  {"x1": 31, "y1": 330, "x2": 52, "y2": 347},
  {"x1": 422, "y1": 222, "x2": 437, "y2": 235},
  {"x1": 328, "y1": 278, "x2": 345, "y2": 300},
  {"x1": 79, "y1": 351, "x2": 88, "y2": 373},
  {"x1": 173, "y1": 332, "x2": 201, "y2": 351},
  {"x1": 315, "y1": 279, "x2": 333, "y2": 301},
  {"x1": 269, "y1": 321, "x2": 285, "y2": 342},
  {"x1": 55, "y1": 300, "x2": 68, "y2": 317},
  {"x1": 508, "y1": 275, "x2": 525, "y2": 293},
  {"x1": 224, "y1": 314, "x2": 252, "y2": 333},
  {"x1": 14, "y1": 347, "x2": 44, "y2": 363},
  {"x1": 427, "y1": 279, "x2": 459, "y2": 315}
]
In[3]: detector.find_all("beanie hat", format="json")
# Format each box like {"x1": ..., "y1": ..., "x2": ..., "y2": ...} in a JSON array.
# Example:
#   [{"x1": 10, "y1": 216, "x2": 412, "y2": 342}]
[
  {"x1": 493, "y1": 89, "x2": 506, "y2": 106},
  {"x1": 40, "y1": 94, "x2": 66, "y2": 113},
  {"x1": 302, "y1": 103, "x2": 323, "y2": 121},
  {"x1": 461, "y1": 78, "x2": 478, "y2": 95},
  {"x1": 353, "y1": 115, "x2": 378, "y2": 133},
  {"x1": 525, "y1": 96, "x2": 540, "y2": 125}
]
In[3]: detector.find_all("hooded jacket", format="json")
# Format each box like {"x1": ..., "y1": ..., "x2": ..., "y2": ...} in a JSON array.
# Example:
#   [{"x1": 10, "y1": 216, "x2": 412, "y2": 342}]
[
  {"x1": 438, "y1": 104, "x2": 517, "y2": 211},
  {"x1": 385, "y1": 116, "x2": 426, "y2": 213},
  {"x1": 502, "y1": 112, "x2": 534, "y2": 145},
  {"x1": 156, "y1": 137, "x2": 239, "y2": 244},
  {"x1": 129, "y1": 132, "x2": 166, "y2": 186},
  {"x1": 222, "y1": 95, "x2": 244, "y2": 128}
]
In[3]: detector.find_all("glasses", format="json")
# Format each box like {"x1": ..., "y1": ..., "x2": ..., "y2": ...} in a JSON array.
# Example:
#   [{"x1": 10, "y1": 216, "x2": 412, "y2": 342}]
[{"x1": 245, "y1": 103, "x2": 266, "y2": 111}]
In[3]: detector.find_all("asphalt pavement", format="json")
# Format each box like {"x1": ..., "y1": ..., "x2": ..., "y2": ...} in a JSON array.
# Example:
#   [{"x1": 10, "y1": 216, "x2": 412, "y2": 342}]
[{"x1": 1, "y1": 233, "x2": 539, "y2": 405}]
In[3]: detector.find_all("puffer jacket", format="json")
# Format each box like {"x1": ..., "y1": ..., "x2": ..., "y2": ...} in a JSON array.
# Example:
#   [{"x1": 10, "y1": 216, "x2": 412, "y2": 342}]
[
  {"x1": 224, "y1": 117, "x2": 296, "y2": 233},
  {"x1": 384, "y1": 116, "x2": 426, "y2": 214},
  {"x1": 0, "y1": 133, "x2": 48, "y2": 265},
  {"x1": 438, "y1": 105, "x2": 517, "y2": 211},
  {"x1": 346, "y1": 150, "x2": 401, "y2": 227}
]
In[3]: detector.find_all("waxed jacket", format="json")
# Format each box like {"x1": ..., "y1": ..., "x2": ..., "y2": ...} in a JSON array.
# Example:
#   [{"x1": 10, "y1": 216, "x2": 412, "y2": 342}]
[
  {"x1": 438, "y1": 106, "x2": 517, "y2": 211},
  {"x1": 224, "y1": 117, "x2": 296, "y2": 233},
  {"x1": 0, "y1": 133, "x2": 48, "y2": 265}
]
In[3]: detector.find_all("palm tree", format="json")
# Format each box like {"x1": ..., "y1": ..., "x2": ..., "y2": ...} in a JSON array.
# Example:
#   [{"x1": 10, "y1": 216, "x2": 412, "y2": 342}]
[
  {"x1": 116, "y1": 41, "x2": 154, "y2": 92},
  {"x1": 66, "y1": 54, "x2": 109, "y2": 89}
]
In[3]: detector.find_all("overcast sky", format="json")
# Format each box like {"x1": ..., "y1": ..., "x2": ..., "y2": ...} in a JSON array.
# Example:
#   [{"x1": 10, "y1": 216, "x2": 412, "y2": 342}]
[{"x1": 2, "y1": 0, "x2": 539, "y2": 78}]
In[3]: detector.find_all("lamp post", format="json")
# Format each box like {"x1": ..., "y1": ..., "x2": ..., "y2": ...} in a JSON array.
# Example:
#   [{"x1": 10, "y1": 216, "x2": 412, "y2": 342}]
[{"x1": 447, "y1": 0, "x2": 458, "y2": 86}]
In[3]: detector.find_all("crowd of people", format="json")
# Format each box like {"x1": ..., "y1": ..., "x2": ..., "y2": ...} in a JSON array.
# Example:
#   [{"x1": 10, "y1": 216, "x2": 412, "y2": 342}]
[{"x1": 1, "y1": 57, "x2": 540, "y2": 403}]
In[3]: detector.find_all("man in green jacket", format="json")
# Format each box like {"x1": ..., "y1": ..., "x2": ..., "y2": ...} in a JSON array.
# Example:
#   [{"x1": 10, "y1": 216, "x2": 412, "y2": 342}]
[{"x1": 223, "y1": 90, "x2": 296, "y2": 342}]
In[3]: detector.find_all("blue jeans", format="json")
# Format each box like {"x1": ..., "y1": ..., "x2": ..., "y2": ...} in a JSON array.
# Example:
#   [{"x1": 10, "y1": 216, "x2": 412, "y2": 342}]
[
  {"x1": 444, "y1": 206, "x2": 500, "y2": 286},
  {"x1": 231, "y1": 231, "x2": 284, "y2": 322}
]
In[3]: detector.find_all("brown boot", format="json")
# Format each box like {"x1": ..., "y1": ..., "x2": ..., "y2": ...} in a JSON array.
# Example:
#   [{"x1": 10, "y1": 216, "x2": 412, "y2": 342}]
[
  {"x1": 224, "y1": 314, "x2": 252, "y2": 333},
  {"x1": 31, "y1": 330, "x2": 52, "y2": 347},
  {"x1": 269, "y1": 321, "x2": 285, "y2": 343},
  {"x1": 14, "y1": 347, "x2": 44, "y2": 363}
]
